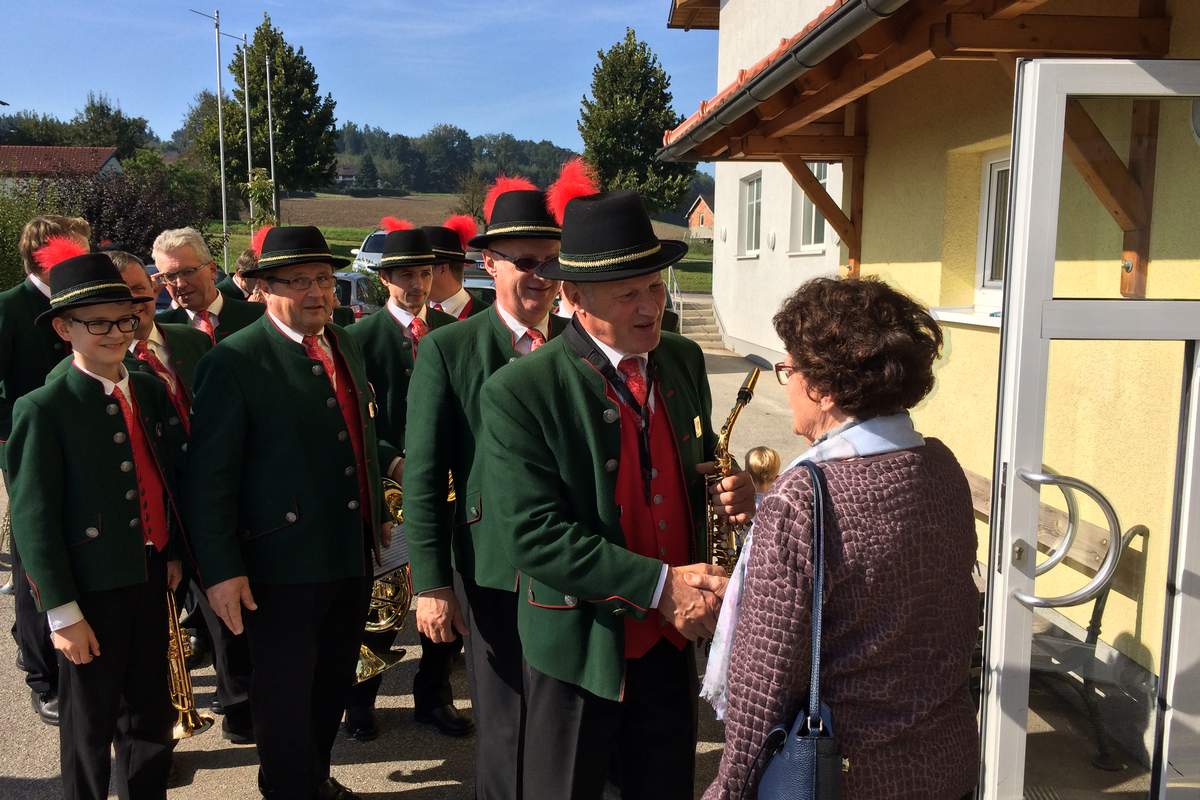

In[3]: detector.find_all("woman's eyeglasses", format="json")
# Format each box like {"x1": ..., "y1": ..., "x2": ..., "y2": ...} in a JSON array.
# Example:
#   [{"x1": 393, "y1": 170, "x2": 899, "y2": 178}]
[
  {"x1": 68, "y1": 315, "x2": 140, "y2": 335},
  {"x1": 774, "y1": 362, "x2": 799, "y2": 385},
  {"x1": 488, "y1": 247, "x2": 556, "y2": 274}
]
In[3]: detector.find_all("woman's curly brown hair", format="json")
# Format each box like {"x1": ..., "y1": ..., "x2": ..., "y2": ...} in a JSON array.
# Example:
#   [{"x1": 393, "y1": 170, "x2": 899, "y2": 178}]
[{"x1": 773, "y1": 277, "x2": 943, "y2": 419}]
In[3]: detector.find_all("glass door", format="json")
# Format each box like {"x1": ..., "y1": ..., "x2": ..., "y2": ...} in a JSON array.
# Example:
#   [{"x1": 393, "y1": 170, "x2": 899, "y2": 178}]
[{"x1": 979, "y1": 59, "x2": 1200, "y2": 799}]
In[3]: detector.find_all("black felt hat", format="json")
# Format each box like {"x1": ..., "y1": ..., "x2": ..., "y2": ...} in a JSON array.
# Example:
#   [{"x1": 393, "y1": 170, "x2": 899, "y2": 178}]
[
  {"x1": 536, "y1": 190, "x2": 688, "y2": 283},
  {"x1": 422, "y1": 226, "x2": 472, "y2": 263},
  {"x1": 35, "y1": 246, "x2": 152, "y2": 325},
  {"x1": 468, "y1": 189, "x2": 561, "y2": 248},
  {"x1": 375, "y1": 229, "x2": 437, "y2": 271},
  {"x1": 244, "y1": 225, "x2": 348, "y2": 274}
]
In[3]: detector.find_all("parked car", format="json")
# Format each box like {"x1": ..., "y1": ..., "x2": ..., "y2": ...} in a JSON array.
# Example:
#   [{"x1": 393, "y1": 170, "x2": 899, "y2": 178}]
[
  {"x1": 143, "y1": 263, "x2": 174, "y2": 311},
  {"x1": 350, "y1": 230, "x2": 387, "y2": 270},
  {"x1": 335, "y1": 271, "x2": 384, "y2": 319},
  {"x1": 463, "y1": 265, "x2": 497, "y2": 305}
]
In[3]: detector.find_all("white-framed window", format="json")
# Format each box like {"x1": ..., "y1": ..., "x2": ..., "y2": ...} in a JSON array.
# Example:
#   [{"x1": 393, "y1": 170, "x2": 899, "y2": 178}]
[
  {"x1": 976, "y1": 149, "x2": 1011, "y2": 308},
  {"x1": 789, "y1": 161, "x2": 828, "y2": 253},
  {"x1": 738, "y1": 173, "x2": 762, "y2": 256}
]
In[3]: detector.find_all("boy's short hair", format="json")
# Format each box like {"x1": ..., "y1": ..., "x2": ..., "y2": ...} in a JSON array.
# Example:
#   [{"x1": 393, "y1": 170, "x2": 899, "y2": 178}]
[
  {"x1": 19, "y1": 215, "x2": 91, "y2": 275},
  {"x1": 234, "y1": 248, "x2": 258, "y2": 275},
  {"x1": 745, "y1": 446, "x2": 781, "y2": 490}
]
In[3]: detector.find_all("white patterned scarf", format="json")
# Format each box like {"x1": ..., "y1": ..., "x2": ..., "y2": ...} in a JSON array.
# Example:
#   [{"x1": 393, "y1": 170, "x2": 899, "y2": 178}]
[{"x1": 700, "y1": 412, "x2": 926, "y2": 718}]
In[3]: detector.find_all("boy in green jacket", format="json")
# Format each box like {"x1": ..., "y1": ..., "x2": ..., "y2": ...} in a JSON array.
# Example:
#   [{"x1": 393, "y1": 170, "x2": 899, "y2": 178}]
[{"x1": 8, "y1": 238, "x2": 185, "y2": 800}]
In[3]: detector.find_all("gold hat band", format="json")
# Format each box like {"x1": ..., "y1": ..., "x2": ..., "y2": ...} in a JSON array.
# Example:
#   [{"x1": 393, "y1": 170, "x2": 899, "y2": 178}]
[{"x1": 557, "y1": 243, "x2": 662, "y2": 269}]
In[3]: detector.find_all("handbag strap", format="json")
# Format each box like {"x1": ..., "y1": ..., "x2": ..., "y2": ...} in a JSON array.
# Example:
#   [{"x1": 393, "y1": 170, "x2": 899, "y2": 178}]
[{"x1": 798, "y1": 460, "x2": 829, "y2": 730}]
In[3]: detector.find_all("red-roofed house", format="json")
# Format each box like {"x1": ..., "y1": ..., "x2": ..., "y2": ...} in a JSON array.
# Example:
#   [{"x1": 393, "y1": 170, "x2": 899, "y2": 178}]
[
  {"x1": 662, "y1": 1, "x2": 1200, "y2": 794},
  {"x1": 0, "y1": 145, "x2": 122, "y2": 179}
]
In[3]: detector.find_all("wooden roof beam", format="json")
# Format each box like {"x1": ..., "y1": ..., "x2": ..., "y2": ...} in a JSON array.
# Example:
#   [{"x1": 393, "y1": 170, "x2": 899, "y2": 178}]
[
  {"x1": 939, "y1": 14, "x2": 1170, "y2": 57},
  {"x1": 727, "y1": 134, "x2": 866, "y2": 159},
  {"x1": 782, "y1": 156, "x2": 857, "y2": 250},
  {"x1": 1064, "y1": 99, "x2": 1149, "y2": 232},
  {"x1": 987, "y1": 0, "x2": 1055, "y2": 18}
]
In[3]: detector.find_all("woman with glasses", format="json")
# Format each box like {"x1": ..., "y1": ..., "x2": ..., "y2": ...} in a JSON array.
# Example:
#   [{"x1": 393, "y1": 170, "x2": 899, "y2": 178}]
[{"x1": 703, "y1": 277, "x2": 980, "y2": 800}]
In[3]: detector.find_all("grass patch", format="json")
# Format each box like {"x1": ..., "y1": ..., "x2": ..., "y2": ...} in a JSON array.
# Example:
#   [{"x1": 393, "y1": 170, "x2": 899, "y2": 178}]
[{"x1": 672, "y1": 259, "x2": 712, "y2": 294}]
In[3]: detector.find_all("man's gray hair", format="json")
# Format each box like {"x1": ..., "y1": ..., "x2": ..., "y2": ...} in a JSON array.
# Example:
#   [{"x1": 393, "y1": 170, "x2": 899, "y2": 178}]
[{"x1": 151, "y1": 227, "x2": 213, "y2": 265}]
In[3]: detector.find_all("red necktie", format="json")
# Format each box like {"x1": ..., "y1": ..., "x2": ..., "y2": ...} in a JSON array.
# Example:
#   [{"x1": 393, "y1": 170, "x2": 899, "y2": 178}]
[
  {"x1": 431, "y1": 302, "x2": 443, "y2": 312},
  {"x1": 526, "y1": 328, "x2": 546, "y2": 352},
  {"x1": 409, "y1": 317, "x2": 429, "y2": 358},
  {"x1": 133, "y1": 341, "x2": 190, "y2": 433},
  {"x1": 195, "y1": 309, "x2": 216, "y2": 344},
  {"x1": 302, "y1": 335, "x2": 337, "y2": 390},
  {"x1": 618, "y1": 357, "x2": 648, "y2": 407},
  {"x1": 111, "y1": 385, "x2": 168, "y2": 552}
]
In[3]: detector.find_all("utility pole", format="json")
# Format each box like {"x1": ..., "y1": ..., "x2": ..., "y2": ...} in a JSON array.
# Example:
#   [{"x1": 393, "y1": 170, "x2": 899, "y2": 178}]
[
  {"x1": 190, "y1": 8, "x2": 229, "y2": 272},
  {"x1": 220, "y1": 30, "x2": 255, "y2": 237},
  {"x1": 265, "y1": 53, "x2": 278, "y2": 219}
]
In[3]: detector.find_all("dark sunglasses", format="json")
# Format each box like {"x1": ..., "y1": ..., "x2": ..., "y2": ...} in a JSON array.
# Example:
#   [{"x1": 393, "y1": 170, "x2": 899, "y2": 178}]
[{"x1": 488, "y1": 247, "x2": 556, "y2": 274}]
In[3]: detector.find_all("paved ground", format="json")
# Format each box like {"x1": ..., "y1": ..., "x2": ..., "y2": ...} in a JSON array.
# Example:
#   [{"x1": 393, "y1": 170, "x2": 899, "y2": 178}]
[{"x1": 0, "y1": 348, "x2": 798, "y2": 799}]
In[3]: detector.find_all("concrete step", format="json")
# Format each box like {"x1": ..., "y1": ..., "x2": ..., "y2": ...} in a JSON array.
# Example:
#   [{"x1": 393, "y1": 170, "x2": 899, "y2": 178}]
[
  {"x1": 687, "y1": 335, "x2": 724, "y2": 347},
  {"x1": 681, "y1": 324, "x2": 719, "y2": 335},
  {"x1": 681, "y1": 311, "x2": 712, "y2": 322}
]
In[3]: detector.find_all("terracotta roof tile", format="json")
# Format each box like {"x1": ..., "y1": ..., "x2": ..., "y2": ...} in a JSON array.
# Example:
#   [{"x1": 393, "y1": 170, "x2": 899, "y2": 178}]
[{"x1": 0, "y1": 145, "x2": 119, "y2": 176}]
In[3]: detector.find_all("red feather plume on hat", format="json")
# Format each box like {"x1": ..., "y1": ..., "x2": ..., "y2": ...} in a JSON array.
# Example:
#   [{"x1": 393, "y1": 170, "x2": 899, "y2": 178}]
[
  {"x1": 547, "y1": 157, "x2": 600, "y2": 225},
  {"x1": 482, "y1": 175, "x2": 537, "y2": 224},
  {"x1": 380, "y1": 216, "x2": 414, "y2": 232},
  {"x1": 251, "y1": 225, "x2": 274, "y2": 257},
  {"x1": 441, "y1": 214, "x2": 478, "y2": 250},
  {"x1": 33, "y1": 236, "x2": 88, "y2": 271}
]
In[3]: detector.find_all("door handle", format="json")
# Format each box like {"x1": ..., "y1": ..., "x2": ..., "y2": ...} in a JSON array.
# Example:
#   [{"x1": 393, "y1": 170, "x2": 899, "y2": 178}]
[{"x1": 1012, "y1": 470, "x2": 1123, "y2": 609}]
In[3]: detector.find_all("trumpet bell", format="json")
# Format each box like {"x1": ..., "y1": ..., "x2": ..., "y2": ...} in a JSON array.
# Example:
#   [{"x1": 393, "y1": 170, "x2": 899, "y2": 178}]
[
  {"x1": 173, "y1": 708, "x2": 215, "y2": 740},
  {"x1": 355, "y1": 643, "x2": 407, "y2": 684}
]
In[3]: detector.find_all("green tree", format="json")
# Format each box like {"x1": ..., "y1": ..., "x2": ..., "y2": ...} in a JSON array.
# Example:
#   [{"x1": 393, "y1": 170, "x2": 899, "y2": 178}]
[
  {"x1": 357, "y1": 153, "x2": 379, "y2": 189},
  {"x1": 69, "y1": 93, "x2": 157, "y2": 159},
  {"x1": 0, "y1": 111, "x2": 73, "y2": 146},
  {"x1": 417, "y1": 124, "x2": 473, "y2": 192},
  {"x1": 198, "y1": 13, "x2": 338, "y2": 192},
  {"x1": 578, "y1": 28, "x2": 694, "y2": 213}
]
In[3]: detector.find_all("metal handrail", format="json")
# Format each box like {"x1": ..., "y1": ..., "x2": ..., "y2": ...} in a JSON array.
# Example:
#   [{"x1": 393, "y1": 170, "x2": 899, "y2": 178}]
[
  {"x1": 666, "y1": 265, "x2": 683, "y2": 316},
  {"x1": 1013, "y1": 470, "x2": 1123, "y2": 609}
]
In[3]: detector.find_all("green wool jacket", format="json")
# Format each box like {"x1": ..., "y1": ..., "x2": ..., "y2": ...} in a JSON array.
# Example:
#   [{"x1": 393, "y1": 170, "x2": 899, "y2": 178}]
[
  {"x1": 0, "y1": 279, "x2": 72, "y2": 461},
  {"x1": 347, "y1": 306, "x2": 456, "y2": 469},
  {"x1": 478, "y1": 328, "x2": 717, "y2": 701},
  {"x1": 7, "y1": 367, "x2": 187, "y2": 611},
  {"x1": 215, "y1": 274, "x2": 248, "y2": 301},
  {"x1": 47, "y1": 323, "x2": 213, "y2": 403},
  {"x1": 404, "y1": 305, "x2": 567, "y2": 594},
  {"x1": 332, "y1": 306, "x2": 356, "y2": 327},
  {"x1": 180, "y1": 315, "x2": 385, "y2": 587},
  {"x1": 155, "y1": 295, "x2": 265, "y2": 341},
  {"x1": 463, "y1": 288, "x2": 492, "y2": 318}
]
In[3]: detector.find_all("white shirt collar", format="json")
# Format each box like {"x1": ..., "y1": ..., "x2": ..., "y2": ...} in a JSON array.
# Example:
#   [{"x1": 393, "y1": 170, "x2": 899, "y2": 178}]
[
  {"x1": 387, "y1": 299, "x2": 427, "y2": 329},
  {"x1": 434, "y1": 286, "x2": 471, "y2": 318},
  {"x1": 72, "y1": 358, "x2": 130, "y2": 397},
  {"x1": 591, "y1": 336, "x2": 647, "y2": 374},
  {"x1": 185, "y1": 291, "x2": 224, "y2": 321},
  {"x1": 27, "y1": 273, "x2": 51, "y2": 298},
  {"x1": 495, "y1": 302, "x2": 549, "y2": 344},
  {"x1": 267, "y1": 310, "x2": 323, "y2": 344},
  {"x1": 128, "y1": 322, "x2": 166, "y2": 354}
]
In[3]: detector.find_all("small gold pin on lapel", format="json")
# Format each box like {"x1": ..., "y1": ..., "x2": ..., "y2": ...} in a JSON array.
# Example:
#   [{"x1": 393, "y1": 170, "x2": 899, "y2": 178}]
[
  {"x1": 368, "y1": 401, "x2": 378, "y2": 419},
  {"x1": 693, "y1": 416, "x2": 702, "y2": 438}
]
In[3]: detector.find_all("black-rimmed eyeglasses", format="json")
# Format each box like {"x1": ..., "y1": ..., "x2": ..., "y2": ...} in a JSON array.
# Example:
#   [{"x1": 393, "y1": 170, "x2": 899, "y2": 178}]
[{"x1": 68, "y1": 315, "x2": 140, "y2": 335}]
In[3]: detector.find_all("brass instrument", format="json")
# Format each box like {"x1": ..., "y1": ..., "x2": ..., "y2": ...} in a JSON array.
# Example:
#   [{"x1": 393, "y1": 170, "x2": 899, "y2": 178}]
[
  {"x1": 705, "y1": 366, "x2": 761, "y2": 570},
  {"x1": 356, "y1": 478, "x2": 411, "y2": 684},
  {"x1": 166, "y1": 589, "x2": 214, "y2": 739}
]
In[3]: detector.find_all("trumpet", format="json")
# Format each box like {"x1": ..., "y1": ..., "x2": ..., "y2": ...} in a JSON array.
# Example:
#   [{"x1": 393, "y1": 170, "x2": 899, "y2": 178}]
[
  {"x1": 166, "y1": 589, "x2": 214, "y2": 739},
  {"x1": 705, "y1": 366, "x2": 760, "y2": 570}
]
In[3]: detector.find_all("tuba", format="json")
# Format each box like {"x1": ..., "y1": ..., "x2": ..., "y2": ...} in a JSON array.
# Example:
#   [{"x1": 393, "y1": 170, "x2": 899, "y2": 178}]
[
  {"x1": 705, "y1": 366, "x2": 760, "y2": 570},
  {"x1": 166, "y1": 589, "x2": 214, "y2": 739}
]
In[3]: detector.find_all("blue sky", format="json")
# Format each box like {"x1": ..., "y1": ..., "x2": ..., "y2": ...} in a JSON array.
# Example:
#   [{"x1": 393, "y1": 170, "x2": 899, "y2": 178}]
[{"x1": 2, "y1": 1, "x2": 718, "y2": 151}]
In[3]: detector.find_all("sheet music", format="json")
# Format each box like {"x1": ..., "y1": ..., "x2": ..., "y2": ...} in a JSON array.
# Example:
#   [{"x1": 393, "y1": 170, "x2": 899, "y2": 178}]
[{"x1": 375, "y1": 524, "x2": 410, "y2": 577}]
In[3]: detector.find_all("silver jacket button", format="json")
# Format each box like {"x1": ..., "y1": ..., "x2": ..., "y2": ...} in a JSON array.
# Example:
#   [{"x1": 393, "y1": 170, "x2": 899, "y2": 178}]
[
  {"x1": 658, "y1": 520, "x2": 668, "y2": 530},
  {"x1": 563, "y1": 595, "x2": 578, "y2": 607},
  {"x1": 404, "y1": 368, "x2": 412, "y2": 376},
  {"x1": 337, "y1": 430, "x2": 348, "y2": 442},
  {"x1": 347, "y1": 500, "x2": 360, "y2": 511},
  {"x1": 125, "y1": 489, "x2": 136, "y2": 501},
  {"x1": 602, "y1": 408, "x2": 618, "y2": 423},
  {"x1": 113, "y1": 432, "x2": 127, "y2": 444},
  {"x1": 119, "y1": 461, "x2": 133, "y2": 472},
  {"x1": 344, "y1": 465, "x2": 355, "y2": 477},
  {"x1": 84, "y1": 527, "x2": 99, "y2": 538},
  {"x1": 326, "y1": 397, "x2": 337, "y2": 408},
  {"x1": 312, "y1": 364, "x2": 323, "y2": 376},
  {"x1": 168, "y1": 416, "x2": 180, "y2": 426},
  {"x1": 181, "y1": 442, "x2": 188, "y2": 453},
  {"x1": 284, "y1": 511, "x2": 298, "y2": 523},
  {"x1": 106, "y1": 404, "x2": 119, "y2": 416},
  {"x1": 605, "y1": 459, "x2": 618, "y2": 472},
  {"x1": 508, "y1": 357, "x2": 517, "y2": 363},
  {"x1": 129, "y1": 518, "x2": 140, "y2": 529},
  {"x1": 653, "y1": 494, "x2": 663, "y2": 505},
  {"x1": 651, "y1": 468, "x2": 659, "y2": 479}
]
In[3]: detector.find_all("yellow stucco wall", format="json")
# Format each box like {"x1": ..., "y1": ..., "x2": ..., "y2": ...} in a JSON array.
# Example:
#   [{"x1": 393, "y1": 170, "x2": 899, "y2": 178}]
[{"x1": 859, "y1": 2, "x2": 1200, "y2": 675}]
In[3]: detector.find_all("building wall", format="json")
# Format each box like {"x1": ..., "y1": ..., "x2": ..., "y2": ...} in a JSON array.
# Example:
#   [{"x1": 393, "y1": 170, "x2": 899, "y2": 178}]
[
  {"x1": 711, "y1": 0, "x2": 1200, "y2": 675},
  {"x1": 687, "y1": 199, "x2": 714, "y2": 239}
]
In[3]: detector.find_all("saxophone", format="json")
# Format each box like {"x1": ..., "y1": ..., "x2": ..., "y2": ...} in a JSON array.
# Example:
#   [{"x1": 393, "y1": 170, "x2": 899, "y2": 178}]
[
  {"x1": 166, "y1": 589, "x2": 214, "y2": 739},
  {"x1": 705, "y1": 366, "x2": 761, "y2": 570}
]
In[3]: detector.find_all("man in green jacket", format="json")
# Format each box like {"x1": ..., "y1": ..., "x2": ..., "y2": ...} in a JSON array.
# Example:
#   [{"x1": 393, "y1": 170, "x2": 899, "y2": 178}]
[
  {"x1": 479, "y1": 190, "x2": 754, "y2": 798},
  {"x1": 1, "y1": 214, "x2": 90, "y2": 725},
  {"x1": 404, "y1": 174, "x2": 570, "y2": 799},
  {"x1": 151, "y1": 227, "x2": 264, "y2": 343},
  {"x1": 424, "y1": 214, "x2": 491, "y2": 320},
  {"x1": 181, "y1": 226, "x2": 387, "y2": 800},
  {"x1": 345, "y1": 223, "x2": 469, "y2": 740}
]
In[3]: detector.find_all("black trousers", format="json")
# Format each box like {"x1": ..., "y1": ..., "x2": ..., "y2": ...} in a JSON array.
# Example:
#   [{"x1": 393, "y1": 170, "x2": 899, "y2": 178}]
[
  {"x1": 193, "y1": 579, "x2": 252, "y2": 709},
  {"x1": 522, "y1": 639, "x2": 698, "y2": 800},
  {"x1": 455, "y1": 571, "x2": 525, "y2": 800},
  {"x1": 58, "y1": 549, "x2": 173, "y2": 800},
  {"x1": 244, "y1": 575, "x2": 370, "y2": 800},
  {"x1": 10, "y1": 530, "x2": 59, "y2": 698}
]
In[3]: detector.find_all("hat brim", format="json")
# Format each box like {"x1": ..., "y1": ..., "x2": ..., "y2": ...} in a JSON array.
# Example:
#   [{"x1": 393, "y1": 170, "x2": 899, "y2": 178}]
[
  {"x1": 243, "y1": 253, "x2": 349, "y2": 275},
  {"x1": 536, "y1": 239, "x2": 688, "y2": 283},
  {"x1": 467, "y1": 227, "x2": 562, "y2": 250},
  {"x1": 36, "y1": 292, "x2": 156, "y2": 325}
]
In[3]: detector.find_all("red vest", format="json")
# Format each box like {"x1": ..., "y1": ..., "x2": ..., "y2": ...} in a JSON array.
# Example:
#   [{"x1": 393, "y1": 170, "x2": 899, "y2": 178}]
[{"x1": 609, "y1": 383, "x2": 691, "y2": 659}]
